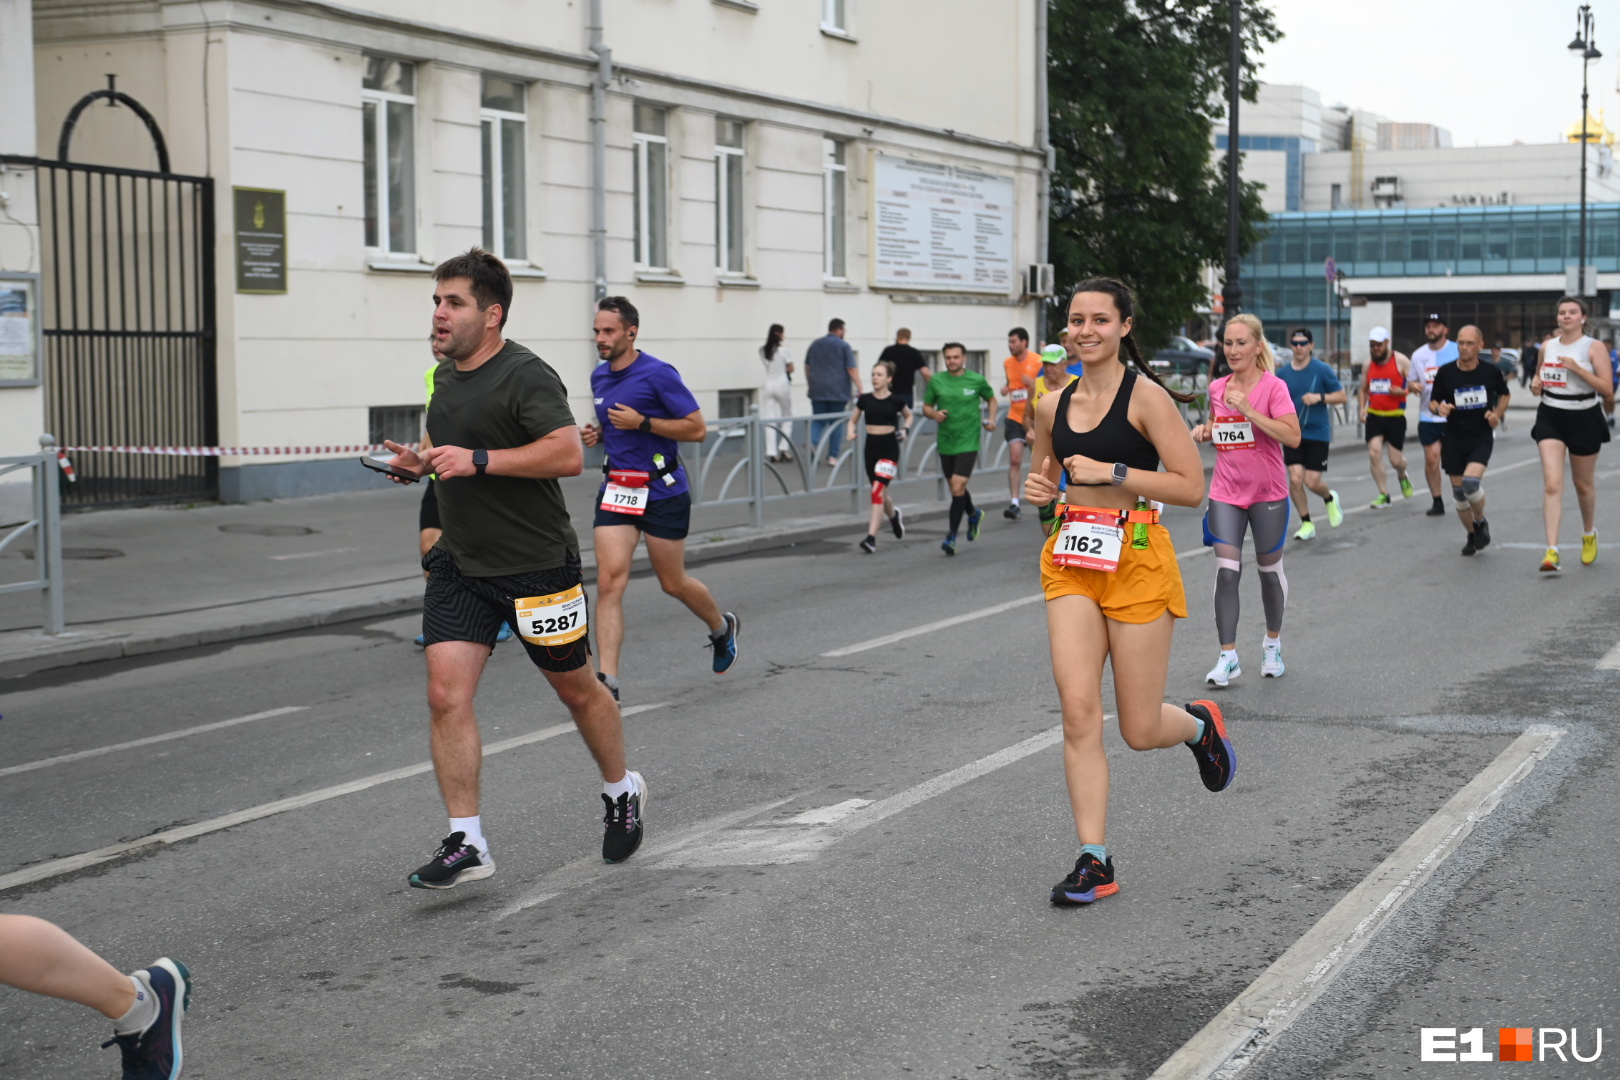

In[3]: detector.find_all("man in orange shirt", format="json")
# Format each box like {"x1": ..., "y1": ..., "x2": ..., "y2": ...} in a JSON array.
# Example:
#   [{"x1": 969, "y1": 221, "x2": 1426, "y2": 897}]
[{"x1": 1001, "y1": 326, "x2": 1043, "y2": 518}]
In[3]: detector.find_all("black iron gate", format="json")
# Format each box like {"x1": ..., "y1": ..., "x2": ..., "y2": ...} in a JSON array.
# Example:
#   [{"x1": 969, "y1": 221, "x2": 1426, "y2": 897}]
[{"x1": 3, "y1": 154, "x2": 218, "y2": 506}]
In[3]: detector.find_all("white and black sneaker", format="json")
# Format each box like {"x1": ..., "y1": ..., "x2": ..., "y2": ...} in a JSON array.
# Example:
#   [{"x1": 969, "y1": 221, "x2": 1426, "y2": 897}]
[
  {"x1": 890, "y1": 508, "x2": 905, "y2": 539},
  {"x1": 602, "y1": 770, "x2": 647, "y2": 863},
  {"x1": 408, "y1": 831, "x2": 494, "y2": 890}
]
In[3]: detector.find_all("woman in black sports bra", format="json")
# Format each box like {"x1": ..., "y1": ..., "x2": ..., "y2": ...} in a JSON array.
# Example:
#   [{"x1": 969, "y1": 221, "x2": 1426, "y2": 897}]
[{"x1": 1022, "y1": 277, "x2": 1238, "y2": 907}]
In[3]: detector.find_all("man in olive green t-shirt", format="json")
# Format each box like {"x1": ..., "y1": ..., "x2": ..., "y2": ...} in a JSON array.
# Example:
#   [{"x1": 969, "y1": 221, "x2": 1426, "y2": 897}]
[
  {"x1": 383, "y1": 248, "x2": 647, "y2": 889},
  {"x1": 922, "y1": 342, "x2": 999, "y2": 554}
]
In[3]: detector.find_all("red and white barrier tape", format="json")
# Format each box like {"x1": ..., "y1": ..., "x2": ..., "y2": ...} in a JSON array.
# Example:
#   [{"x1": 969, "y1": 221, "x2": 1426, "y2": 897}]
[
  {"x1": 56, "y1": 450, "x2": 76, "y2": 482},
  {"x1": 58, "y1": 444, "x2": 413, "y2": 457}
]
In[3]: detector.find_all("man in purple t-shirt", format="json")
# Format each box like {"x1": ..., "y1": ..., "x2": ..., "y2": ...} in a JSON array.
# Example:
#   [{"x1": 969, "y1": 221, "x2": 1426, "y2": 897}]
[{"x1": 580, "y1": 296, "x2": 741, "y2": 701}]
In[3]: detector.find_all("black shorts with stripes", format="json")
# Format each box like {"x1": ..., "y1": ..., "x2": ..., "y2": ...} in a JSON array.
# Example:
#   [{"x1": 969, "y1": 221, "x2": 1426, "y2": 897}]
[{"x1": 421, "y1": 547, "x2": 591, "y2": 672}]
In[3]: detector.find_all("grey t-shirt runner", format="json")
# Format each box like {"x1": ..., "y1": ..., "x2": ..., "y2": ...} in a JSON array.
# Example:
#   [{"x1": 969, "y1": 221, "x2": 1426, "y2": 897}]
[{"x1": 426, "y1": 340, "x2": 580, "y2": 577}]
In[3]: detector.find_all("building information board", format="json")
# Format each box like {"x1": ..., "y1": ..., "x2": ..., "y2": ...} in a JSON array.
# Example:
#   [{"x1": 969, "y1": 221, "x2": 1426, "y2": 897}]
[{"x1": 872, "y1": 155, "x2": 1016, "y2": 293}]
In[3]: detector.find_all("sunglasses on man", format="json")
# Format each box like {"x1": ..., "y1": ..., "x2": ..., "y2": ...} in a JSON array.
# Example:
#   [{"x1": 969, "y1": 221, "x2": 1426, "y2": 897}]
[{"x1": 1289, "y1": 339, "x2": 1311, "y2": 347}]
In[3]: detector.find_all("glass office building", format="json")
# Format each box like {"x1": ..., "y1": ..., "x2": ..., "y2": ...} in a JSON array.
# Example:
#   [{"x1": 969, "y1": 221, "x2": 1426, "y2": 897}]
[{"x1": 1245, "y1": 203, "x2": 1617, "y2": 352}]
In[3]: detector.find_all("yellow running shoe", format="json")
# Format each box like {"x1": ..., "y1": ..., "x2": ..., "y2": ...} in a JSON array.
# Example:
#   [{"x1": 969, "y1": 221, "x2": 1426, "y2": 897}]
[
  {"x1": 1540, "y1": 547, "x2": 1561, "y2": 573},
  {"x1": 1582, "y1": 532, "x2": 1599, "y2": 566}
]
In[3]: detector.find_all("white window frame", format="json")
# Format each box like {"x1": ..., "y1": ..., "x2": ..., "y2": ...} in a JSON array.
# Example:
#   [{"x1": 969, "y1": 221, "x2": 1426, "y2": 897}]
[
  {"x1": 633, "y1": 106, "x2": 671, "y2": 270},
  {"x1": 362, "y1": 59, "x2": 417, "y2": 256},
  {"x1": 821, "y1": 0, "x2": 848, "y2": 33},
  {"x1": 715, "y1": 119, "x2": 746, "y2": 275},
  {"x1": 480, "y1": 81, "x2": 528, "y2": 262},
  {"x1": 823, "y1": 138, "x2": 847, "y2": 281}
]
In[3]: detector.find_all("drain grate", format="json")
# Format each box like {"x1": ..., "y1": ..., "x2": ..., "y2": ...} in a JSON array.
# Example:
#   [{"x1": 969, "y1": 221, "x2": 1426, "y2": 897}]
[{"x1": 218, "y1": 524, "x2": 318, "y2": 537}]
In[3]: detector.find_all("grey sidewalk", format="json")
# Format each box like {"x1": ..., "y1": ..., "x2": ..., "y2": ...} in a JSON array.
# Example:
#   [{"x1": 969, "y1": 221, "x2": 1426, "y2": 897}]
[{"x1": 0, "y1": 465, "x2": 978, "y2": 679}]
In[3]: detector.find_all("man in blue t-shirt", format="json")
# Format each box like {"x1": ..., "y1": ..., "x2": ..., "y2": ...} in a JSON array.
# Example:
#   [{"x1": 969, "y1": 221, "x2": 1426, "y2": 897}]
[
  {"x1": 580, "y1": 296, "x2": 740, "y2": 701},
  {"x1": 804, "y1": 318, "x2": 861, "y2": 459},
  {"x1": 1276, "y1": 327, "x2": 1347, "y2": 540}
]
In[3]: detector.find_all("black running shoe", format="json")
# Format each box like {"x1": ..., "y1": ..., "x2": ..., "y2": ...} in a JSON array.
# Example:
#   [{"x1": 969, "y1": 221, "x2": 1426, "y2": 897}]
[
  {"x1": 102, "y1": 959, "x2": 191, "y2": 1080},
  {"x1": 890, "y1": 508, "x2": 905, "y2": 539},
  {"x1": 597, "y1": 671, "x2": 620, "y2": 702},
  {"x1": 1004, "y1": 503, "x2": 1021, "y2": 520},
  {"x1": 408, "y1": 831, "x2": 494, "y2": 890},
  {"x1": 1049, "y1": 853, "x2": 1118, "y2": 905},
  {"x1": 710, "y1": 613, "x2": 740, "y2": 674},
  {"x1": 859, "y1": 535, "x2": 876, "y2": 554},
  {"x1": 1184, "y1": 700, "x2": 1236, "y2": 792},
  {"x1": 602, "y1": 770, "x2": 647, "y2": 863},
  {"x1": 1427, "y1": 497, "x2": 1447, "y2": 517},
  {"x1": 1462, "y1": 534, "x2": 1478, "y2": 556},
  {"x1": 1474, "y1": 519, "x2": 1491, "y2": 549}
]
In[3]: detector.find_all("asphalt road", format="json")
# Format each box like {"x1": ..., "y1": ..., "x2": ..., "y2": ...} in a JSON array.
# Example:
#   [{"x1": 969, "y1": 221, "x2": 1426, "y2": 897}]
[{"x1": 2, "y1": 426, "x2": 1616, "y2": 1079}]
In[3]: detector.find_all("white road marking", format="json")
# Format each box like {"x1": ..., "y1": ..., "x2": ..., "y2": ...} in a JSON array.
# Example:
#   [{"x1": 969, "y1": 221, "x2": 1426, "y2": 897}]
[
  {"x1": 500, "y1": 724, "x2": 1075, "y2": 917},
  {"x1": 268, "y1": 547, "x2": 359, "y2": 561},
  {"x1": 1500, "y1": 541, "x2": 1615, "y2": 550},
  {"x1": 1147, "y1": 724, "x2": 1566, "y2": 1080},
  {"x1": 786, "y1": 798, "x2": 872, "y2": 825},
  {"x1": 0, "y1": 706, "x2": 309, "y2": 779},
  {"x1": 0, "y1": 702, "x2": 669, "y2": 893},
  {"x1": 1596, "y1": 641, "x2": 1620, "y2": 670}
]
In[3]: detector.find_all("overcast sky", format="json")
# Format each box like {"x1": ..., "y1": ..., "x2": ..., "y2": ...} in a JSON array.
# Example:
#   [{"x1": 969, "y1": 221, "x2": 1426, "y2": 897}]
[{"x1": 1256, "y1": 0, "x2": 1619, "y2": 147}]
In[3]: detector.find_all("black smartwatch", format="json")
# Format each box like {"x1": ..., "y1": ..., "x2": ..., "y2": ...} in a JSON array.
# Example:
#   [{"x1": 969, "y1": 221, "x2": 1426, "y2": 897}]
[
  {"x1": 472, "y1": 448, "x2": 489, "y2": 476},
  {"x1": 639, "y1": 416, "x2": 653, "y2": 434}
]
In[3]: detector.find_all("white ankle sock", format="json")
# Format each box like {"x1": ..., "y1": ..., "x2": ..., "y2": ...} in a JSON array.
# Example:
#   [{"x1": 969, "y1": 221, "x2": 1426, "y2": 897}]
[
  {"x1": 604, "y1": 773, "x2": 636, "y2": 801},
  {"x1": 448, "y1": 816, "x2": 486, "y2": 856},
  {"x1": 112, "y1": 974, "x2": 158, "y2": 1035}
]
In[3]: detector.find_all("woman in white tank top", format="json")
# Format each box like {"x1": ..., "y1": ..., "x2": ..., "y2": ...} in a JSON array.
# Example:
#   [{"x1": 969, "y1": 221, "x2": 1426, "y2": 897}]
[{"x1": 1530, "y1": 296, "x2": 1615, "y2": 570}]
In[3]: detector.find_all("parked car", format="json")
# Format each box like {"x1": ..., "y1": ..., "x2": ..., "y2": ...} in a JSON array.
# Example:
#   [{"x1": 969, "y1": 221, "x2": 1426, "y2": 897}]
[{"x1": 1148, "y1": 335, "x2": 1216, "y2": 376}]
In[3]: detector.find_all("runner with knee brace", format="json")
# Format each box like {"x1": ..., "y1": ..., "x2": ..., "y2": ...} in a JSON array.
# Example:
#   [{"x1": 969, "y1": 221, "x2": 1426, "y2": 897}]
[
  {"x1": 1190, "y1": 314, "x2": 1302, "y2": 684},
  {"x1": 1429, "y1": 326, "x2": 1512, "y2": 556}
]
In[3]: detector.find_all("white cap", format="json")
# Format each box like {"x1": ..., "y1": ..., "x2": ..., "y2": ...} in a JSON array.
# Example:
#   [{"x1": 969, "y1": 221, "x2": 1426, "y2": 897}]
[{"x1": 1368, "y1": 326, "x2": 1391, "y2": 344}]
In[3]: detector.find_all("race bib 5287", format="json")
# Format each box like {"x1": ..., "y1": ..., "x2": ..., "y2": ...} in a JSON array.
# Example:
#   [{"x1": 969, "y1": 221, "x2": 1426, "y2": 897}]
[{"x1": 513, "y1": 584, "x2": 588, "y2": 647}]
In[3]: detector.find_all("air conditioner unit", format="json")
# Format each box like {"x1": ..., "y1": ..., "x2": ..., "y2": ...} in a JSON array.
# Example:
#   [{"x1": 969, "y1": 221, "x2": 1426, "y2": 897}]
[{"x1": 1026, "y1": 263, "x2": 1055, "y2": 298}]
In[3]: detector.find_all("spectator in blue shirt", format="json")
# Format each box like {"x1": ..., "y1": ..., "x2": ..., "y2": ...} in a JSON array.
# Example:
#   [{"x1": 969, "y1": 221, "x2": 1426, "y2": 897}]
[{"x1": 805, "y1": 318, "x2": 861, "y2": 459}]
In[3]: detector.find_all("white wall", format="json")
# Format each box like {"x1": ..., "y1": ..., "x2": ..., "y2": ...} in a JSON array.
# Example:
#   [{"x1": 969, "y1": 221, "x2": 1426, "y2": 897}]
[
  {"x1": 29, "y1": 1, "x2": 1045, "y2": 495},
  {"x1": 1301, "y1": 142, "x2": 1620, "y2": 211}
]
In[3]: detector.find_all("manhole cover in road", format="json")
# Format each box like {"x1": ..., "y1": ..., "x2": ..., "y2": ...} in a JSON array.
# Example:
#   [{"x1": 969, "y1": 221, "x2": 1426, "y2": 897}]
[
  {"x1": 218, "y1": 524, "x2": 318, "y2": 537},
  {"x1": 13, "y1": 547, "x2": 126, "y2": 560}
]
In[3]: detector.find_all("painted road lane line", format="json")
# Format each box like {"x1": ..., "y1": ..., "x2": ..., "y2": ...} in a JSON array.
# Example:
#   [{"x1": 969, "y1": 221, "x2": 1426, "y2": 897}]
[
  {"x1": 0, "y1": 706, "x2": 309, "y2": 779},
  {"x1": 499, "y1": 723, "x2": 1078, "y2": 917},
  {"x1": 1596, "y1": 640, "x2": 1620, "y2": 670},
  {"x1": 0, "y1": 702, "x2": 670, "y2": 893},
  {"x1": 1147, "y1": 724, "x2": 1566, "y2": 1080}
]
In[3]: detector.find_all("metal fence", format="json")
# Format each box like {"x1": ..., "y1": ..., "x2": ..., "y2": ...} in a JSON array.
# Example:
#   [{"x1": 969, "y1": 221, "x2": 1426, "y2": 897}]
[
  {"x1": 2, "y1": 154, "x2": 219, "y2": 508},
  {"x1": 0, "y1": 436, "x2": 67, "y2": 634},
  {"x1": 689, "y1": 407, "x2": 1020, "y2": 527}
]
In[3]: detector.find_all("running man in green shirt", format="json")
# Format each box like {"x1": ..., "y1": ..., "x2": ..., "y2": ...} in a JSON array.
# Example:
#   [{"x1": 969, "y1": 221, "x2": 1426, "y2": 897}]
[{"x1": 923, "y1": 341, "x2": 999, "y2": 555}]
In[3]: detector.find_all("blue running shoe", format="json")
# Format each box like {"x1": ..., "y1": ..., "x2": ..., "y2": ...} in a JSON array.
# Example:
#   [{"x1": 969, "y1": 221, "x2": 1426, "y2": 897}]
[
  {"x1": 941, "y1": 535, "x2": 957, "y2": 556},
  {"x1": 967, "y1": 508, "x2": 984, "y2": 541},
  {"x1": 710, "y1": 612, "x2": 739, "y2": 674},
  {"x1": 103, "y1": 958, "x2": 191, "y2": 1080},
  {"x1": 496, "y1": 622, "x2": 514, "y2": 643},
  {"x1": 413, "y1": 634, "x2": 426, "y2": 647}
]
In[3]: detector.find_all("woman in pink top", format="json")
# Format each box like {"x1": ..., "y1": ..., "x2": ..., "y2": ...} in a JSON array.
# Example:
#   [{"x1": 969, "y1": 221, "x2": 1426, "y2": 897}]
[{"x1": 1190, "y1": 314, "x2": 1302, "y2": 685}]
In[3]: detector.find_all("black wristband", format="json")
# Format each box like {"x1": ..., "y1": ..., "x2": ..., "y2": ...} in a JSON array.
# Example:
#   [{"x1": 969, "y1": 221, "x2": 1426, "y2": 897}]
[{"x1": 639, "y1": 416, "x2": 652, "y2": 434}]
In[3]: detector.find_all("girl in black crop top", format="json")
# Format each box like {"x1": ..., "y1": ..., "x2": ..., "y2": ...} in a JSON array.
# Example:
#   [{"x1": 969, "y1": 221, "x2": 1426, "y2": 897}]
[
  {"x1": 1021, "y1": 277, "x2": 1230, "y2": 909},
  {"x1": 845, "y1": 360, "x2": 913, "y2": 552}
]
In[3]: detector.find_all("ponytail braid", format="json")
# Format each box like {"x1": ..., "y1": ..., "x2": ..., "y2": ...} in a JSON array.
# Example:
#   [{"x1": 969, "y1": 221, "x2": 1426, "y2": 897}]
[{"x1": 1123, "y1": 332, "x2": 1196, "y2": 404}]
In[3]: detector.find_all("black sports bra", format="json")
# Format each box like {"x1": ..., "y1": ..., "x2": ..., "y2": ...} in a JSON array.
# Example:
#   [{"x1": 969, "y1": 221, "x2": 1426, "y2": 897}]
[{"x1": 1050, "y1": 368, "x2": 1161, "y2": 485}]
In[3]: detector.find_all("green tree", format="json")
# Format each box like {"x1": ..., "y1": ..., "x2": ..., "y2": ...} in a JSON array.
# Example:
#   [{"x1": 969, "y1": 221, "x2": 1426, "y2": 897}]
[{"x1": 1047, "y1": 0, "x2": 1280, "y2": 346}]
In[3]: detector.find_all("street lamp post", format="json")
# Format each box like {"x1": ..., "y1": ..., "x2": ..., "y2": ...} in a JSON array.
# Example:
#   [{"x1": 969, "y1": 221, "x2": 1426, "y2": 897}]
[
  {"x1": 1223, "y1": 0, "x2": 1243, "y2": 319},
  {"x1": 1570, "y1": 4, "x2": 1602, "y2": 299}
]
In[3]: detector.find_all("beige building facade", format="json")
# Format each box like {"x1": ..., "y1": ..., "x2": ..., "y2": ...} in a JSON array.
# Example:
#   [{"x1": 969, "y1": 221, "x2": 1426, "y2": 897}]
[{"x1": 4, "y1": 0, "x2": 1051, "y2": 503}]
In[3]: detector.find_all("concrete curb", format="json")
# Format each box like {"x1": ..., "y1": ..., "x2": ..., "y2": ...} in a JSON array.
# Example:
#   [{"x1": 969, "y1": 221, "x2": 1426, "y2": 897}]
[{"x1": 0, "y1": 502, "x2": 958, "y2": 680}]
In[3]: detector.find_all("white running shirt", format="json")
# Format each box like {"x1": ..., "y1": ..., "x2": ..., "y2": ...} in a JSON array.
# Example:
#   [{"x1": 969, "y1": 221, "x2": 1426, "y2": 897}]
[
  {"x1": 1411, "y1": 340, "x2": 1459, "y2": 423},
  {"x1": 1539, "y1": 335, "x2": 1601, "y2": 411}
]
